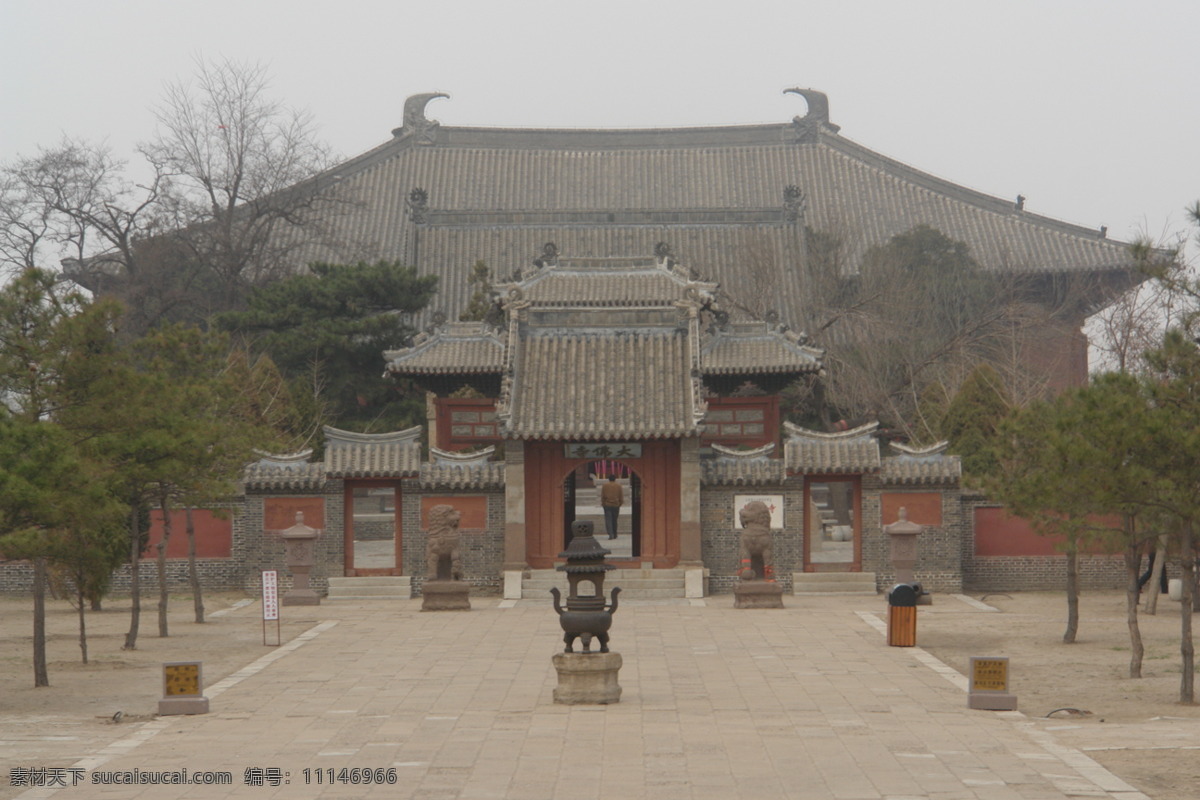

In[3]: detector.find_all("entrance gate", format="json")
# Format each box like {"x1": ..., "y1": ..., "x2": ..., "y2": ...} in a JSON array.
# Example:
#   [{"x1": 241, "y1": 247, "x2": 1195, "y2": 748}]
[
  {"x1": 802, "y1": 476, "x2": 862, "y2": 572},
  {"x1": 523, "y1": 440, "x2": 680, "y2": 569},
  {"x1": 562, "y1": 468, "x2": 643, "y2": 558},
  {"x1": 342, "y1": 480, "x2": 402, "y2": 576}
]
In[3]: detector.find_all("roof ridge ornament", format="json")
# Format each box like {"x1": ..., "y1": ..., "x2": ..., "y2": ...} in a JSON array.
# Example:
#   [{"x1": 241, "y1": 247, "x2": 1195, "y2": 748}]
[
  {"x1": 393, "y1": 92, "x2": 450, "y2": 144},
  {"x1": 783, "y1": 185, "x2": 807, "y2": 223},
  {"x1": 783, "y1": 87, "x2": 840, "y2": 141},
  {"x1": 406, "y1": 187, "x2": 429, "y2": 223},
  {"x1": 533, "y1": 242, "x2": 559, "y2": 270}
]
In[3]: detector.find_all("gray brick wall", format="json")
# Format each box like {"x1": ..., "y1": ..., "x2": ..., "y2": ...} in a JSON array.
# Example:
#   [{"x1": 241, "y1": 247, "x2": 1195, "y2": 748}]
[
  {"x1": 236, "y1": 481, "x2": 345, "y2": 595},
  {"x1": 402, "y1": 485, "x2": 505, "y2": 596},
  {"x1": 700, "y1": 482, "x2": 804, "y2": 594},
  {"x1": 869, "y1": 482, "x2": 965, "y2": 594}
]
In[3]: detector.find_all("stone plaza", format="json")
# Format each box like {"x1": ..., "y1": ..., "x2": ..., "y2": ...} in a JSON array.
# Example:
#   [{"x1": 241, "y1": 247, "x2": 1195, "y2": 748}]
[{"x1": 3, "y1": 594, "x2": 1152, "y2": 800}]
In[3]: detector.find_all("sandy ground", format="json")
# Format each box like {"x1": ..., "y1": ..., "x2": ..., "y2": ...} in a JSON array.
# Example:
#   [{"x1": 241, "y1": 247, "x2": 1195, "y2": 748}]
[
  {"x1": 1, "y1": 589, "x2": 1197, "y2": 799},
  {"x1": 917, "y1": 591, "x2": 1200, "y2": 800}
]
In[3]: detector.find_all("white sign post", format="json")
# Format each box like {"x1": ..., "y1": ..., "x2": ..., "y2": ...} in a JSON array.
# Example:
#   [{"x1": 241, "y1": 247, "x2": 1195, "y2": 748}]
[{"x1": 261, "y1": 570, "x2": 281, "y2": 646}]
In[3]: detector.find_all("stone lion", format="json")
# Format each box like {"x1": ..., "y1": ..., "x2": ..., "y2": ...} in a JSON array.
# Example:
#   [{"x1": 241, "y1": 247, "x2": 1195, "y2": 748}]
[
  {"x1": 738, "y1": 500, "x2": 774, "y2": 581},
  {"x1": 425, "y1": 504, "x2": 463, "y2": 581}
]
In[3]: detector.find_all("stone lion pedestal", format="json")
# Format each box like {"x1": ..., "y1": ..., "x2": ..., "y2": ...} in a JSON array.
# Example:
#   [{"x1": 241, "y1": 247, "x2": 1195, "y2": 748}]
[
  {"x1": 734, "y1": 580, "x2": 785, "y2": 609},
  {"x1": 421, "y1": 580, "x2": 471, "y2": 611},
  {"x1": 421, "y1": 504, "x2": 470, "y2": 611},
  {"x1": 552, "y1": 652, "x2": 622, "y2": 704},
  {"x1": 733, "y1": 499, "x2": 784, "y2": 609}
]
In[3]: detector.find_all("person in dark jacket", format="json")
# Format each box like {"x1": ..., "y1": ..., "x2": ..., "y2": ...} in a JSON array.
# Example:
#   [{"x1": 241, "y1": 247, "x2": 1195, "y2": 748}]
[{"x1": 600, "y1": 475, "x2": 624, "y2": 540}]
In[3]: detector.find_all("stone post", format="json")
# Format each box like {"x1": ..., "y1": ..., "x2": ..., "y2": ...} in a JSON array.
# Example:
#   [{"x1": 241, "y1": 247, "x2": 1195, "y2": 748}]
[
  {"x1": 503, "y1": 440, "x2": 528, "y2": 598},
  {"x1": 885, "y1": 507, "x2": 927, "y2": 604},
  {"x1": 281, "y1": 512, "x2": 321, "y2": 606}
]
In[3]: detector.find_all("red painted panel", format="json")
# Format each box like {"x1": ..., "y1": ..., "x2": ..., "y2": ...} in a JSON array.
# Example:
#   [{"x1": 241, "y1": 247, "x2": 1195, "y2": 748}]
[
  {"x1": 881, "y1": 493, "x2": 942, "y2": 526},
  {"x1": 145, "y1": 509, "x2": 232, "y2": 558},
  {"x1": 264, "y1": 497, "x2": 325, "y2": 533},
  {"x1": 421, "y1": 496, "x2": 488, "y2": 530}
]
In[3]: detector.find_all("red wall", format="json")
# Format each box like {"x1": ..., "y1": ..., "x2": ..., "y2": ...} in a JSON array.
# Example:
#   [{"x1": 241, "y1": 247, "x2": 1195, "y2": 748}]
[
  {"x1": 974, "y1": 507, "x2": 1121, "y2": 556},
  {"x1": 145, "y1": 509, "x2": 232, "y2": 558},
  {"x1": 974, "y1": 507, "x2": 1059, "y2": 556}
]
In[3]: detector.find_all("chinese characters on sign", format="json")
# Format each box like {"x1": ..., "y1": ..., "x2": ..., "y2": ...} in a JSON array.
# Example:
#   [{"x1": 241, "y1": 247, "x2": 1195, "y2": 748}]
[
  {"x1": 970, "y1": 657, "x2": 1009, "y2": 692},
  {"x1": 261, "y1": 570, "x2": 279, "y2": 621},
  {"x1": 564, "y1": 443, "x2": 642, "y2": 459},
  {"x1": 967, "y1": 655, "x2": 1018, "y2": 710},
  {"x1": 163, "y1": 662, "x2": 201, "y2": 697}
]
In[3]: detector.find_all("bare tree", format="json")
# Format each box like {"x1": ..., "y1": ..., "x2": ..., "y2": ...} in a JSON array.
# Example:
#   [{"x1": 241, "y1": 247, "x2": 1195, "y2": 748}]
[
  {"x1": 146, "y1": 58, "x2": 339, "y2": 314},
  {"x1": 0, "y1": 172, "x2": 54, "y2": 275}
]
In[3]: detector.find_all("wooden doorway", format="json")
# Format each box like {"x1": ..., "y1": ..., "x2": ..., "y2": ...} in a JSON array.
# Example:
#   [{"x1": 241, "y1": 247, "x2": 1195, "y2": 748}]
[
  {"x1": 803, "y1": 477, "x2": 862, "y2": 572},
  {"x1": 343, "y1": 480, "x2": 402, "y2": 576}
]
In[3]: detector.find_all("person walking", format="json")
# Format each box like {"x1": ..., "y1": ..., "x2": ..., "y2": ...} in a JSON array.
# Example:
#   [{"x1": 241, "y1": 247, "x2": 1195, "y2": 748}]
[{"x1": 600, "y1": 474, "x2": 624, "y2": 540}]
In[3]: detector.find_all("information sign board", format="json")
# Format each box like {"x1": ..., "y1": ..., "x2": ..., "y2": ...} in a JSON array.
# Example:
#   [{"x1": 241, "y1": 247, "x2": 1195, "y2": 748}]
[{"x1": 262, "y1": 570, "x2": 279, "y2": 621}]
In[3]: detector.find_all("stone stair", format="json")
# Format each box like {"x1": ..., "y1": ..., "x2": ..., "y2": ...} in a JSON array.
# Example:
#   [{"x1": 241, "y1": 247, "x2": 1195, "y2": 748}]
[
  {"x1": 791, "y1": 572, "x2": 878, "y2": 596},
  {"x1": 522, "y1": 567, "x2": 688, "y2": 600},
  {"x1": 326, "y1": 576, "x2": 412, "y2": 600}
]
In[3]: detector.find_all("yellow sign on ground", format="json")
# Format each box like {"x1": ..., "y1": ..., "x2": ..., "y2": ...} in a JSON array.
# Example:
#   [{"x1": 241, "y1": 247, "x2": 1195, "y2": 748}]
[
  {"x1": 970, "y1": 657, "x2": 1009, "y2": 692},
  {"x1": 163, "y1": 662, "x2": 201, "y2": 697}
]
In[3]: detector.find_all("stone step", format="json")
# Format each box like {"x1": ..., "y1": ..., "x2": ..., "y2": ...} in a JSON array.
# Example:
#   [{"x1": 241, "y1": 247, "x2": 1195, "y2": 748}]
[
  {"x1": 328, "y1": 576, "x2": 412, "y2": 586},
  {"x1": 792, "y1": 572, "x2": 878, "y2": 596},
  {"x1": 523, "y1": 568, "x2": 686, "y2": 600},
  {"x1": 326, "y1": 576, "x2": 411, "y2": 599}
]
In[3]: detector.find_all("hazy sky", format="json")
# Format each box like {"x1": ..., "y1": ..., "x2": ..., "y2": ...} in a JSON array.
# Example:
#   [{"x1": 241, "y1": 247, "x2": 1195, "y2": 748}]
[{"x1": 3, "y1": 0, "x2": 1198, "y2": 252}]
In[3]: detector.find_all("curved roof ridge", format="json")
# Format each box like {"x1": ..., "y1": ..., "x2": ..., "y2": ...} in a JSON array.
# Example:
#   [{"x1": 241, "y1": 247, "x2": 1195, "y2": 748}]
[
  {"x1": 890, "y1": 440, "x2": 951, "y2": 456},
  {"x1": 323, "y1": 425, "x2": 422, "y2": 444},
  {"x1": 784, "y1": 420, "x2": 879, "y2": 439}
]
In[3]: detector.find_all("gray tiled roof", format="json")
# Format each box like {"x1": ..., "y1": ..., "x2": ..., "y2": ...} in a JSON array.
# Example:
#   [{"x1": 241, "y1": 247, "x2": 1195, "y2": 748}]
[
  {"x1": 701, "y1": 457, "x2": 786, "y2": 486},
  {"x1": 496, "y1": 260, "x2": 718, "y2": 307},
  {"x1": 503, "y1": 329, "x2": 698, "y2": 440},
  {"x1": 702, "y1": 323, "x2": 824, "y2": 375},
  {"x1": 285, "y1": 101, "x2": 1138, "y2": 328},
  {"x1": 243, "y1": 460, "x2": 328, "y2": 491},
  {"x1": 879, "y1": 454, "x2": 962, "y2": 485},
  {"x1": 384, "y1": 322, "x2": 505, "y2": 374},
  {"x1": 243, "y1": 451, "x2": 325, "y2": 491},
  {"x1": 420, "y1": 462, "x2": 505, "y2": 489},
  {"x1": 323, "y1": 426, "x2": 422, "y2": 478},
  {"x1": 784, "y1": 421, "x2": 882, "y2": 474},
  {"x1": 880, "y1": 441, "x2": 961, "y2": 485}
]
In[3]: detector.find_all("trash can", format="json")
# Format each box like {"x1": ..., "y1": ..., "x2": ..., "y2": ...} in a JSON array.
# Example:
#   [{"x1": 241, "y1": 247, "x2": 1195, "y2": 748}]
[{"x1": 887, "y1": 583, "x2": 919, "y2": 647}]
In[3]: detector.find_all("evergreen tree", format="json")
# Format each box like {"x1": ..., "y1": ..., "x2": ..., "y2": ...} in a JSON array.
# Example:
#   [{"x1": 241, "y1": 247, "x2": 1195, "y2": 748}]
[
  {"x1": 0, "y1": 269, "x2": 129, "y2": 681},
  {"x1": 940, "y1": 364, "x2": 1011, "y2": 479},
  {"x1": 216, "y1": 260, "x2": 438, "y2": 434}
]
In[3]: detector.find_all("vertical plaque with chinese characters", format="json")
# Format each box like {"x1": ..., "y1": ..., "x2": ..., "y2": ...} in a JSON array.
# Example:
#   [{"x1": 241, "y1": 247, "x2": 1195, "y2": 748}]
[{"x1": 261, "y1": 570, "x2": 280, "y2": 621}]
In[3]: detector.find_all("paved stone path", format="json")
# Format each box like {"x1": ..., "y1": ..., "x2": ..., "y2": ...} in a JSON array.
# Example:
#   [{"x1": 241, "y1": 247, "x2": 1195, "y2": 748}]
[{"x1": 9, "y1": 595, "x2": 1150, "y2": 799}]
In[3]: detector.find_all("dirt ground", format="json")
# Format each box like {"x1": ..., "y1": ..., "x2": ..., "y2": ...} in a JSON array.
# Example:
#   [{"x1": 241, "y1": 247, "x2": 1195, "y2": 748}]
[
  {"x1": 1, "y1": 589, "x2": 1197, "y2": 799},
  {"x1": 918, "y1": 591, "x2": 1200, "y2": 800}
]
